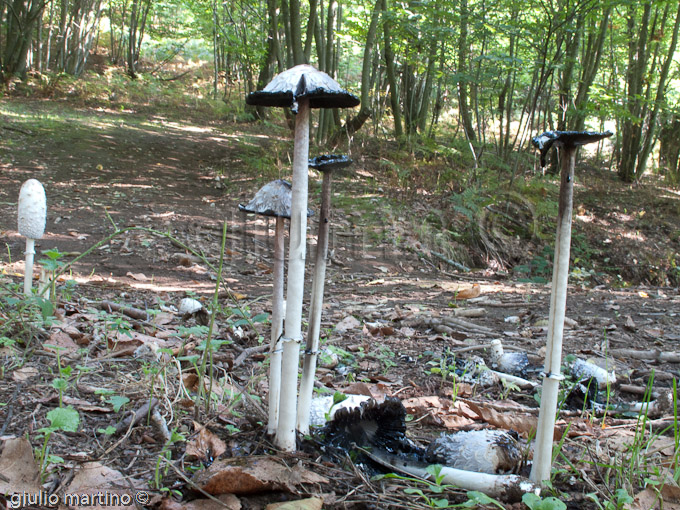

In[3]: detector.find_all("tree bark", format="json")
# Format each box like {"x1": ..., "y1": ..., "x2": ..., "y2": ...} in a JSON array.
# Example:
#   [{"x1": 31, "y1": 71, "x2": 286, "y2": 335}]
[{"x1": 457, "y1": 0, "x2": 476, "y2": 143}]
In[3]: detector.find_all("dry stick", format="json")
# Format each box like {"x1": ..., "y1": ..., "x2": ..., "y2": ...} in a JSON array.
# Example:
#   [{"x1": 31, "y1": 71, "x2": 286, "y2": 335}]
[
  {"x1": 99, "y1": 300, "x2": 149, "y2": 321},
  {"x1": 610, "y1": 349, "x2": 680, "y2": 363},
  {"x1": 277, "y1": 97, "x2": 310, "y2": 452},
  {"x1": 298, "y1": 170, "x2": 333, "y2": 435},
  {"x1": 113, "y1": 398, "x2": 159, "y2": 436},
  {"x1": 233, "y1": 344, "x2": 270, "y2": 368}
]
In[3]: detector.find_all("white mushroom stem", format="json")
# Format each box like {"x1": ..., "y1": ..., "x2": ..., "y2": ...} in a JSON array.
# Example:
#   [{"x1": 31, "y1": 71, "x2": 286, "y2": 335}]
[
  {"x1": 530, "y1": 147, "x2": 576, "y2": 485},
  {"x1": 368, "y1": 449, "x2": 540, "y2": 501},
  {"x1": 298, "y1": 170, "x2": 333, "y2": 434},
  {"x1": 276, "y1": 98, "x2": 310, "y2": 451},
  {"x1": 267, "y1": 216, "x2": 286, "y2": 435},
  {"x1": 23, "y1": 238, "x2": 36, "y2": 296}
]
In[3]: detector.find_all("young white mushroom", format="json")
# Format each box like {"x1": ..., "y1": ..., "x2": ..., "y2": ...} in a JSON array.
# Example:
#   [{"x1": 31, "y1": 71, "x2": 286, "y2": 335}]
[
  {"x1": 246, "y1": 65, "x2": 359, "y2": 451},
  {"x1": 17, "y1": 179, "x2": 47, "y2": 296}
]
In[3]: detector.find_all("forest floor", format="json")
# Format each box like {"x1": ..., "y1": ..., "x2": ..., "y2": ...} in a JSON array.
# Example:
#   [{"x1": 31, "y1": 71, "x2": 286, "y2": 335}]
[{"x1": 1, "y1": 92, "x2": 680, "y2": 510}]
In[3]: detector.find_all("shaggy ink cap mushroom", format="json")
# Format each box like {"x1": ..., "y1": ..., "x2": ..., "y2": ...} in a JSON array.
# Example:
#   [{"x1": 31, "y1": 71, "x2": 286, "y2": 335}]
[
  {"x1": 308, "y1": 154, "x2": 353, "y2": 173},
  {"x1": 238, "y1": 179, "x2": 313, "y2": 218},
  {"x1": 246, "y1": 64, "x2": 360, "y2": 113},
  {"x1": 532, "y1": 130, "x2": 613, "y2": 167},
  {"x1": 18, "y1": 179, "x2": 47, "y2": 240}
]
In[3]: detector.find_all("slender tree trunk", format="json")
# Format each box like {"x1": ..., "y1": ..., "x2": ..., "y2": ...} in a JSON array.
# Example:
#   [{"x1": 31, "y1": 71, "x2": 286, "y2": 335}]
[
  {"x1": 458, "y1": 0, "x2": 476, "y2": 142},
  {"x1": 618, "y1": 2, "x2": 652, "y2": 182},
  {"x1": 343, "y1": 0, "x2": 381, "y2": 137},
  {"x1": 635, "y1": 0, "x2": 680, "y2": 180},
  {"x1": 289, "y1": 0, "x2": 304, "y2": 64},
  {"x1": 382, "y1": 0, "x2": 402, "y2": 138}
]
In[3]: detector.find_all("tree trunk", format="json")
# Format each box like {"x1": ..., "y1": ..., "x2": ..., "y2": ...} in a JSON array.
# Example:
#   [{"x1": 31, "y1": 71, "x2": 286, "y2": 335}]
[
  {"x1": 457, "y1": 0, "x2": 476, "y2": 143},
  {"x1": 289, "y1": 0, "x2": 304, "y2": 64},
  {"x1": 343, "y1": 0, "x2": 381, "y2": 137},
  {"x1": 382, "y1": 0, "x2": 402, "y2": 139},
  {"x1": 2, "y1": 0, "x2": 45, "y2": 77},
  {"x1": 618, "y1": 2, "x2": 652, "y2": 182},
  {"x1": 635, "y1": 0, "x2": 680, "y2": 179}
]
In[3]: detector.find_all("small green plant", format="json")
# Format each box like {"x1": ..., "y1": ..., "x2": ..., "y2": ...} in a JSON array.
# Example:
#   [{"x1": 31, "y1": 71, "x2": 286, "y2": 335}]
[
  {"x1": 38, "y1": 248, "x2": 70, "y2": 303},
  {"x1": 153, "y1": 428, "x2": 186, "y2": 490},
  {"x1": 45, "y1": 344, "x2": 71, "y2": 407},
  {"x1": 523, "y1": 493, "x2": 567, "y2": 510},
  {"x1": 35, "y1": 406, "x2": 80, "y2": 482}
]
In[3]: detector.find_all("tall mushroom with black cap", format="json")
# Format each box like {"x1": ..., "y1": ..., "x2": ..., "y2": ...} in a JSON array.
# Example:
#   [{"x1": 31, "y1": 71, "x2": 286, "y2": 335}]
[
  {"x1": 529, "y1": 130, "x2": 612, "y2": 484},
  {"x1": 239, "y1": 179, "x2": 313, "y2": 435},
  {"x1": 297, "y1": 154, "x2": 352, "y2": 434},
  {"x1": 246, "y1": 65, "x2": 359, "y2": 451}
]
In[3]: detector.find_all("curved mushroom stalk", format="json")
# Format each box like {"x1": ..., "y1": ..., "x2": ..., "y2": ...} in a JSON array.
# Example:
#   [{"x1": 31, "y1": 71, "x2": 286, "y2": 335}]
[
  {"x1": 17, "y1": 179, "x2": 47, "y2": 296},
  {"x1": 529, "y1": 130, "x2": 612, "y2": 485},
  {"x1": 246, "y1": 65, "x2": 359, "y2": 452}
]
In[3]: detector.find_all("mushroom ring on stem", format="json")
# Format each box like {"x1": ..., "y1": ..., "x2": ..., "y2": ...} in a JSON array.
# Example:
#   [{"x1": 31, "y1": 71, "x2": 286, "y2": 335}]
[
  {"x1": 529, "y1": 130, "x2": 612, "y2": 485},
  {"x1": 245, "y1": 65, "x2": 359, "y2": 452}
]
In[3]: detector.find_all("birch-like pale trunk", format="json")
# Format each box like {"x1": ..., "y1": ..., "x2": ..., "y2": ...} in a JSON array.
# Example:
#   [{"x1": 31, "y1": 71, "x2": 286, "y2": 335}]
[
  {"x1": 267, "y1": 216, "x2": 286, "y2": 435},
  {"x1": 297, "y1": 170, "x2": 332, "y2": 434},
  {"x1": 276, "y1": 98, "x2": 310, "y2": 451},
  {"x1": 530, "y1": 147, "x2": 576, "y2": 484}
]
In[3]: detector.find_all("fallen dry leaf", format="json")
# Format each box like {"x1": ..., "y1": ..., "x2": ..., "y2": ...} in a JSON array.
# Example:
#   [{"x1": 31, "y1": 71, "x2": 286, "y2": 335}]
[
  {"x1": 12, "y1": 366, "x2": 40, "y2": 381},
  {"x1": 196, "y1": 458, "x2": 328, "y2": 496},
  {"x1": 186, "y1": 422, "x2": 227, "y2": 463},
  {"x1": 0, "y1": 437, "x2": 41, "y2": 494},
  {"x1": 335, "y1": 315, "x2": 361, "y2": 334},
  {"x1": 266, "y1": 497, "x2": 324, "y2": 510},
  {"x1": 454, "y1": 284, "x2": 481, "y2": 300},
  {"x1": 632, "y1": 484, "x2": 680, "y2": 510},
  {"x1": 65, "y1": 462, "x2": 144, "y2": 510},
  {"x1": 126, "y1": 271, "x2": 149, "y2": 281}
]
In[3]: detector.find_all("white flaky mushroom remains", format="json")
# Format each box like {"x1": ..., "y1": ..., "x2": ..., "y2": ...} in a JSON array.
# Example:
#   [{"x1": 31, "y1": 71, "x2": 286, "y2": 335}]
[{"x1": 17, "y1": 179, "x2": 47, "y2": 295}]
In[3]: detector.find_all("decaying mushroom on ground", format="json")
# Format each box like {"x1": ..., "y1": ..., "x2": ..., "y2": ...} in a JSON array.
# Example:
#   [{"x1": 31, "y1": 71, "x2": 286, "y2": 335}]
[
  {"x1": 529, "y1": 129, "x2": 613, "y2": 485},
  {"x1": 17, "y1": 179, "x2": 47, "y2": 296},
  {"x1": 246, "y1": 65, "x2": 359, "y2": 451},
  {"x1": 297, "y1": 154, "x2": 353, "y2": 435},
  {"x1": 239, "y1": 179, "x2": 312, "y2": 435}
]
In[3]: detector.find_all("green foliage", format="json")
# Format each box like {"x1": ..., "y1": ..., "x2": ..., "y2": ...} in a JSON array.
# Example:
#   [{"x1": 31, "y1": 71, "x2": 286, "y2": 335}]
[{"x1": 523, "y1": 493, "x2": 567, "y2": 510}]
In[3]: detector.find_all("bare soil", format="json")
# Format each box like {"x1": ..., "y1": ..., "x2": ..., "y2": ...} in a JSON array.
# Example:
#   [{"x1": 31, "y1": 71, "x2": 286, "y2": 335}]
[{"x1": 1, "y1": 97, "x2": 680, "y2": 510}]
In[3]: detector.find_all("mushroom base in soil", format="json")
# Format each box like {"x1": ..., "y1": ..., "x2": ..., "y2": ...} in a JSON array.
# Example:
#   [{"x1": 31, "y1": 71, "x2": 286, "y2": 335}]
[
  {"x1": 529, "y1": 130, "x2": 612, "y2": 485},
  {"x1": 245, "y1": 64, "x2": 359, "y2": 451}
]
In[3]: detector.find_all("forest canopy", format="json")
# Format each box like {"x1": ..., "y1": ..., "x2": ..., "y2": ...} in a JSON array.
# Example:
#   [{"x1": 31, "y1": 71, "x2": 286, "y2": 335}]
[{"x1": 1, "y1": 0, "x2": 679, "y2": 183}]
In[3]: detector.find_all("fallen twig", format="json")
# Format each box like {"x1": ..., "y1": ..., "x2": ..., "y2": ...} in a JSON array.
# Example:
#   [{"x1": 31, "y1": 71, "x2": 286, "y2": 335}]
[{"x1": 100, "y1": 300, "x2": 149, "y2": 321}]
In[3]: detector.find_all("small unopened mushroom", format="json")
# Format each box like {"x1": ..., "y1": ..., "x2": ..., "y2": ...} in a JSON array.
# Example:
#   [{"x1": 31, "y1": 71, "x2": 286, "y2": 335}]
[
  {"x1": 239, "y1": 179, "x2": 312, "y2": 435},
  {"x1": 17, "y1": 179, "x2": 47, "y2": 295}
]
